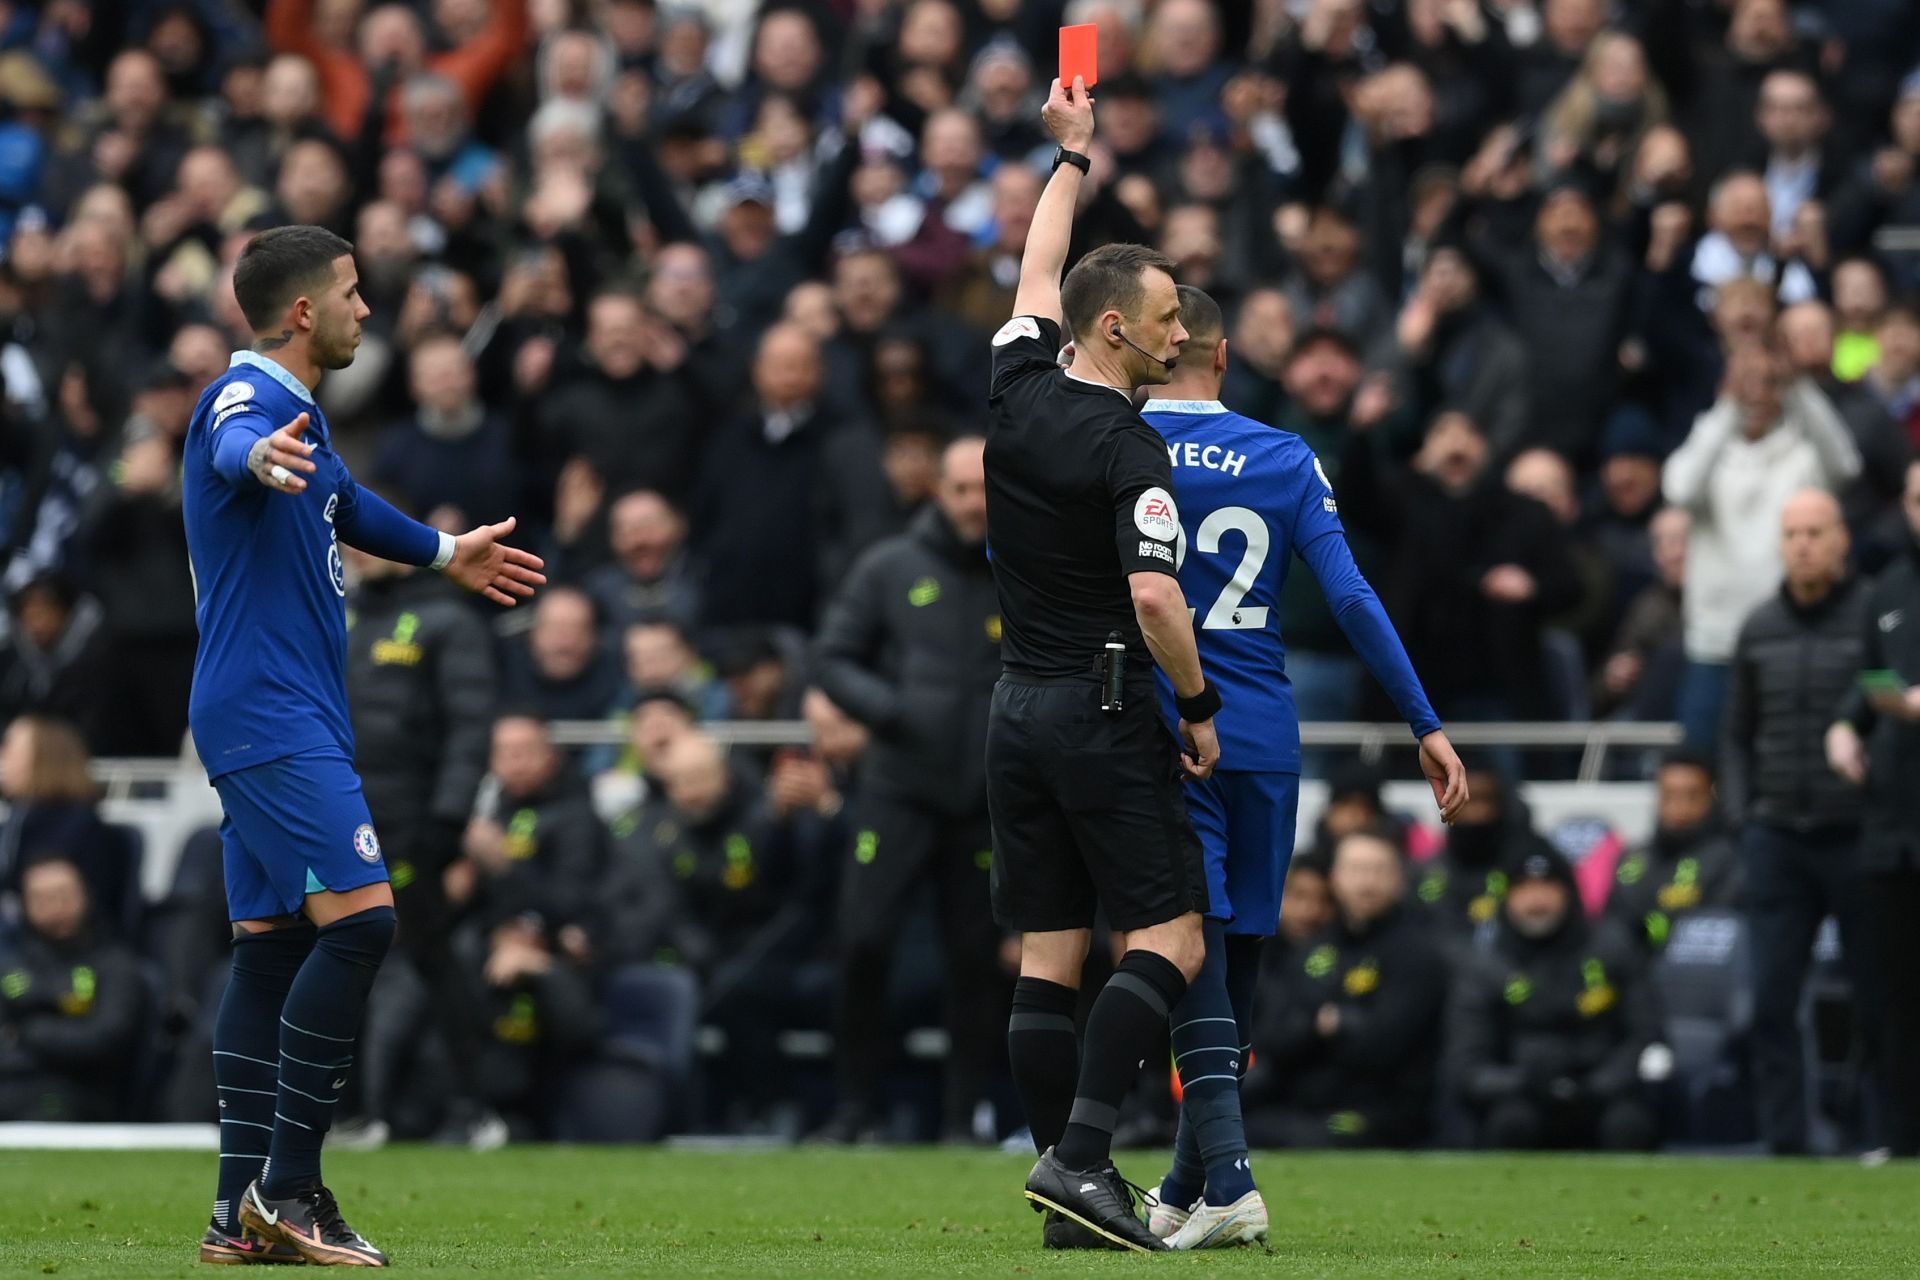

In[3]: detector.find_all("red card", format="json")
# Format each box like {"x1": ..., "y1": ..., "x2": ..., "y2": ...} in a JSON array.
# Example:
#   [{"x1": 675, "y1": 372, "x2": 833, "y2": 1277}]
[{"x1": 1059, "y1": 24, "x2": 1098, "y2": 89}]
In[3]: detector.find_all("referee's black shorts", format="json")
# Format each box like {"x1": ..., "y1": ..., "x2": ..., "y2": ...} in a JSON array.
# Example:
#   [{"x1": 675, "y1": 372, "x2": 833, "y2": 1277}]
[{"x1": 986, "y1": 675, "x2": 1209, "y2": 933}]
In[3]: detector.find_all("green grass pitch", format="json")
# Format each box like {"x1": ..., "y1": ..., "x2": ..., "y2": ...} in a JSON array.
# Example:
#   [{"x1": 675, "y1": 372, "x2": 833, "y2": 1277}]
[{"x1": 1, "y1": 1146, "x2": 1915, "y2": 1276}]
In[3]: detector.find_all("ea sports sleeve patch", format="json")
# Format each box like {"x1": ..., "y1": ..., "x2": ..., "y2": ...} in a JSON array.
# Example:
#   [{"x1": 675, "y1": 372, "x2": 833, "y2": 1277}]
[
  {"x1": 993, "y1": 316, "x2": 1042, "y2": 347},
  {"x1": 1133, "y1": 486, "x2": 1180, "y2": 541}
]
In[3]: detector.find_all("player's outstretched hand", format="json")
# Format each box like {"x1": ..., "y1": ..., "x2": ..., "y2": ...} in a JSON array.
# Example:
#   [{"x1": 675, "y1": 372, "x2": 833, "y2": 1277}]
[
  {"x1": 248, "y1": 411, "x2": 318, "y2": 493},
  {"x1": 1179, "y1": 716, "x2": 1220, "y2": 780},
  {"x1": 444, "y1": 516, "x2": 548, "y2": 606},
  {"x1": 1420, "y1": 729, "x2": 1468, "y2": 824}
]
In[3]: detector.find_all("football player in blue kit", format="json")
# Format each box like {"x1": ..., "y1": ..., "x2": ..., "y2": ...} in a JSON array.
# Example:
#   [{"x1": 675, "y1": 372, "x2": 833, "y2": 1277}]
[
  {"x1": 187, "y1": 226, "x2": 546, "y2": 1267},
  {"x1": 1139, "y1": 287, "x2": 1467, "y2": 1249}
]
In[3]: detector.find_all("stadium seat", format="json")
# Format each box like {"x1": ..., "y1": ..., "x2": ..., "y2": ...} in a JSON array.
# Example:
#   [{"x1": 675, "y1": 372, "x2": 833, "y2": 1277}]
[{"x1": 1653, "y1": 911, "x2": 1756, "y2": 1145}]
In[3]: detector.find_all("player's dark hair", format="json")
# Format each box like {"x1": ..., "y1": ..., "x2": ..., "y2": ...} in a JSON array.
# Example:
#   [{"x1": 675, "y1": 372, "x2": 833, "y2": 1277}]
[
  {"x1": 1060, "y1": 242, "x2": 1177, "y2": 343},
  {"x1": 1172, "y1": 284, "x2": 1224, "y2": 370},
  {"x1": 232, "y1": 225, "x2": 352, "y2": 333}
]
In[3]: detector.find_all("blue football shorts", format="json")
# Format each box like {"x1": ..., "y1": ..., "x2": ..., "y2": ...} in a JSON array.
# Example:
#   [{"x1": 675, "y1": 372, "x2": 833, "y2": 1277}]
[
  {"x1": 1183, "y1": 770, "x2": 1299, "y2": 937},
  {"x1": 214, "y1": 748, "x2": 388, "y2": 922}
]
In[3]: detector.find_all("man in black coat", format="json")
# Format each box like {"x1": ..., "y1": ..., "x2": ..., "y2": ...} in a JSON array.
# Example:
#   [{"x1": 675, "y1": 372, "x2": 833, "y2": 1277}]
[
  {"x1": 1603, "y1": 750, "x2": 1744, "y2": 954},
  {"x1": 450, "y1": 713, "x2": 609, "y2": 943},
  {"x1": 79, "y1": 389, "x2": 198, "y2": 756},
  {"x1": 1244, "y1": 827, "x2": 1448, "y2": 1148},
  {"x1": 0, "y1": 573, "x2": 112, "y2": 749},
  {"x1": 0, "y1": 855, "x2": 145, "y2": 1121},
  {"x1": 1448, "y1": 847, "x2": 1663, "y2": 1151},
  {"x1": 691, "y1": 323, "x2": 895, "y2": 632},
  {"x1": 536, "y1": 289, "x2": 702, "y2": 505},
  {"x1": 372, "y1": 332, "x2": 520, "y2": 530},
  {"x1": 459, "y1": 911, "x2": 604, "y2": 1140},
  {"x1": 1723, "y1": 488, "x2": 1874, "y2": 1154},
  {"x1": 1344, "y1": 410, "x2": 1581, "y2": 722},
  {"x1": 347, "y1": 546, "x2": 497, "y2": 920},
  {"x1": 1469, "y1": 181, "x2": 1636, "y2": 464},
  {"x1": 344, "y1": 543, "x2": 498, "y2": 1140},
  {"x1": 597, "y1": 730, "x2": 837, "y2": 1126},
  {"x1": 1828, "y1": 458, "x2": 1920, "y2": 1158},
  {"x1": 499, "y1": 586, "x2": 622, "y2": 722},
  {"x1": 808, "y1": 436, "x2": 1008, "y2": 1141}
]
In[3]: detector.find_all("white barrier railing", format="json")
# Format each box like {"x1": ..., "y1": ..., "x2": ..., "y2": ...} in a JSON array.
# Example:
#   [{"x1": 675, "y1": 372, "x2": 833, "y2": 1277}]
[
  {"x1": 88, "y1": 721, "x2": 1678, "y2": 897},
  {"x1": 544, "y1": 719, "x2": 1684, "y2": 783}
]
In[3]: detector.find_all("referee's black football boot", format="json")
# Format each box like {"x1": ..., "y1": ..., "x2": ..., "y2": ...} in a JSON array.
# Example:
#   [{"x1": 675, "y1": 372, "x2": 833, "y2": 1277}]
[
  {"x1": 1023, "y1": 1148, "x2": 1167, "y2": 1253},
  {"x1": 240, "y1": 1181, "x2": 389, "y2": 1267},
  {"x1": 197, "y1": 1218, "x2": 305, "y2": 1265}
]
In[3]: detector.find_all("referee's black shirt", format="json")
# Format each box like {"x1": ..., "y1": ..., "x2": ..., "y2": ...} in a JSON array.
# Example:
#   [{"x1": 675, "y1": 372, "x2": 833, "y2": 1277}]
[{"x1": 985, "y1": 314, "x2": 1181, "y2": 679}]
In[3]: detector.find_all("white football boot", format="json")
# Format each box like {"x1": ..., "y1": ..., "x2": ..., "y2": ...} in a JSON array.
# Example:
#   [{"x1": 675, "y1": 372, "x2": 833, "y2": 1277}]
[
  {"x1": 1146, "y1": 1185, "x2": 1192, "y2": 1239},
  {"x1": 1166, "y1": 1189, "x2": 1269, "y2": 1249}
]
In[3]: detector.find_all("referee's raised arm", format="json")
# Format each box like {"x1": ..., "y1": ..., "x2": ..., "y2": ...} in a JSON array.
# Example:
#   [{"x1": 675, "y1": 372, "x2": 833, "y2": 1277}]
[{"x1": 1010, "y1": 77, "x2": 1095, "y2": 327}]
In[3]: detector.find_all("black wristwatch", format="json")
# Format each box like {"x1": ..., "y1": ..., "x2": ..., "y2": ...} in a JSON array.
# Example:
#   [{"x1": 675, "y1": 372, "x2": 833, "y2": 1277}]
[{"x1": 1052, "y1": 147, "x2": 1091, "y2": 175}]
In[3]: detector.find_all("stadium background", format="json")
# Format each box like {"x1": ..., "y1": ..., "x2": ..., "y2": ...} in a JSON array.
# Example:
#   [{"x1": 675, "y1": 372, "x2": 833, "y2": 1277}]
[{"x1": 0, "y1": 0, "x2": 1912, "y2": 1171}]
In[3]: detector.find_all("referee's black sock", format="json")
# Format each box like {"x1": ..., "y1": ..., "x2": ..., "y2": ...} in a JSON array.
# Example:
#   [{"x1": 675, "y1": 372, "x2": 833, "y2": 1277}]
[
  {"x1": 1007, "y1": 976, "x2": 1080, "y2": 1153},
  {"x1": 1053, "y1": 950, "x2": 1187, "y2": 1171}
]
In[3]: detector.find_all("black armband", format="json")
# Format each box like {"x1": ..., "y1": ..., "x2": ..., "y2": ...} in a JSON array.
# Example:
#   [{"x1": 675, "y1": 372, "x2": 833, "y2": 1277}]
[
  {"x1": 1052, "y1": 147, "x2": 1091, "y2": 175},
  {"x1": 1175, "y1": 679, "x2": 1222, "y2": 723}
]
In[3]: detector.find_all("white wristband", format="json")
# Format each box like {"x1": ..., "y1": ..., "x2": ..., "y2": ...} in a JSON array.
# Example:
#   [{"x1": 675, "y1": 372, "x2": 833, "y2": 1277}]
[{"x1": 430, "y1": 531, "x2": 456, "y2": 572}]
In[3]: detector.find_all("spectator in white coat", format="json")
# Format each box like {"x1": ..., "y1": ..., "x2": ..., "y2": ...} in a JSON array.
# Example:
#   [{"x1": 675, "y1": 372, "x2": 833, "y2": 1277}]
[{"x1": 1663, "y1": 343, "x2": 1861, "y2": 747}]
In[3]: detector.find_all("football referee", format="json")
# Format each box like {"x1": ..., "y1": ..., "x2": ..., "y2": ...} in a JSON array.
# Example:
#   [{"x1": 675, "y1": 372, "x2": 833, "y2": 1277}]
[{"x1": 986, "y1": 75, "x2": 1215, "y2": 1253}]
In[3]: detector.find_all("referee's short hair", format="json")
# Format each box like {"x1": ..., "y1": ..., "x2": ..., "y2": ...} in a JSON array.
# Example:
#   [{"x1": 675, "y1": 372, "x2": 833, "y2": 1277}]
[
  {"x1": 232, "y1": 225, "x2": 353, "y2": 332},
  {"x1": 1172, "y1": 284, "x2": 1224, "y2": 370},
  {"x1": 1060, "y1": 242, "x2": 1177, "y2": 343}
]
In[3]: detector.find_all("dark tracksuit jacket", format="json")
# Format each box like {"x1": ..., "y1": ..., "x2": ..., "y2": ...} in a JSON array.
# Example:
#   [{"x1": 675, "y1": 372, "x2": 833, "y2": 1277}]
[
  {"x1": 348, "y1": 572, "x2": 496, "y2": 904},
  {"x1": 1448, "y1": 910, "x2": 1662, "y2": 1114},
  {"x1": 1602, "y1": 815, "x2": 1744, "y2": 953},
  {"x1": 811, "y1": 504, "x2": 1001, "y2": 817},
  {"x1": 0, "y1": 928, "x2": 145, "y2": 1121},
  {"x1": 1246, "y1": 904, "x2": 1450, "y2": 1145}
]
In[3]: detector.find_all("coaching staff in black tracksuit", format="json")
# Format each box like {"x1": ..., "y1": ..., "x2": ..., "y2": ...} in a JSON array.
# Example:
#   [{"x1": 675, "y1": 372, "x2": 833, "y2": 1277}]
[
  {"x1": 1829, "y1": 458, "x2": 1920, "y2": 1159},
  {"x1": 984, "y1": 75, "x2": 1217, "y2": 1252},
  {"x1": 1723, "y1": 488, "x2": 1874, "y2": 1155},
  {"x1": 344, "y1": 544, "x2": 497, "y2": 1134},
  {"x1": 811, "y1": 435, "x2": 1011, "y2": 1143}
]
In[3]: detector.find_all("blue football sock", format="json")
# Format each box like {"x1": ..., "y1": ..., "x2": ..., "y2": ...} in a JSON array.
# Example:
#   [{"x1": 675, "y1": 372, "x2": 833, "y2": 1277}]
[
  {"x1": 1170, "y1": 919, "x2": 1255, "y2": 1206},
  {"x1": 212, "y1": 924, "x2": 314, "y2": 1231},
  {"x1": 261, "y1": 907, "x2": 394, "y2": 1198}
]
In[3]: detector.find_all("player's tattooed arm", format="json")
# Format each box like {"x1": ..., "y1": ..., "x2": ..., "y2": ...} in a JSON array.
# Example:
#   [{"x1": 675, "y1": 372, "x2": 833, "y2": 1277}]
[
  {"x1": 253, "y1": 329, "x2": 294, "y2": 354},
  {"x1": 247, "y1": 411, "x2": 318, "y2": 492}
]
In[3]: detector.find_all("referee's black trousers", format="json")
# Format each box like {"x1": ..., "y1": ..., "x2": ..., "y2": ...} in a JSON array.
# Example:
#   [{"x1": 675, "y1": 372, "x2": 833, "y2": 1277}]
[{"x1": 833, "y1": 793, "x2": 1009, "y2": 1133}]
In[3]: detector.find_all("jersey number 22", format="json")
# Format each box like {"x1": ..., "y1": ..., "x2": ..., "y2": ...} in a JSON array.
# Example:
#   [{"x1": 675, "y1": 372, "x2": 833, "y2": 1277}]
[{"x1": 1175, "y1": 506, "x2": 1269, "y2": 631}]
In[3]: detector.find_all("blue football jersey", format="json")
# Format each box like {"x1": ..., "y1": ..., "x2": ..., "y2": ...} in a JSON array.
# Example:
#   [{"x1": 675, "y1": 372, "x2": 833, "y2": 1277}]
[
  {"x1": 1141, "y1": 399, "x2": 1346, "y2": 773},
  {"x1": 184, "y1": 352, "x2": 430, "y2": 779}
]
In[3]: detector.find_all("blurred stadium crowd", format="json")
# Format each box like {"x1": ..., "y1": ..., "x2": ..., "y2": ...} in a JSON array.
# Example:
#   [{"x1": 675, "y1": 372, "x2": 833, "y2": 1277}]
[{"x1": 0, "y1": 0, "x2": 1916, "y2": 1153}]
